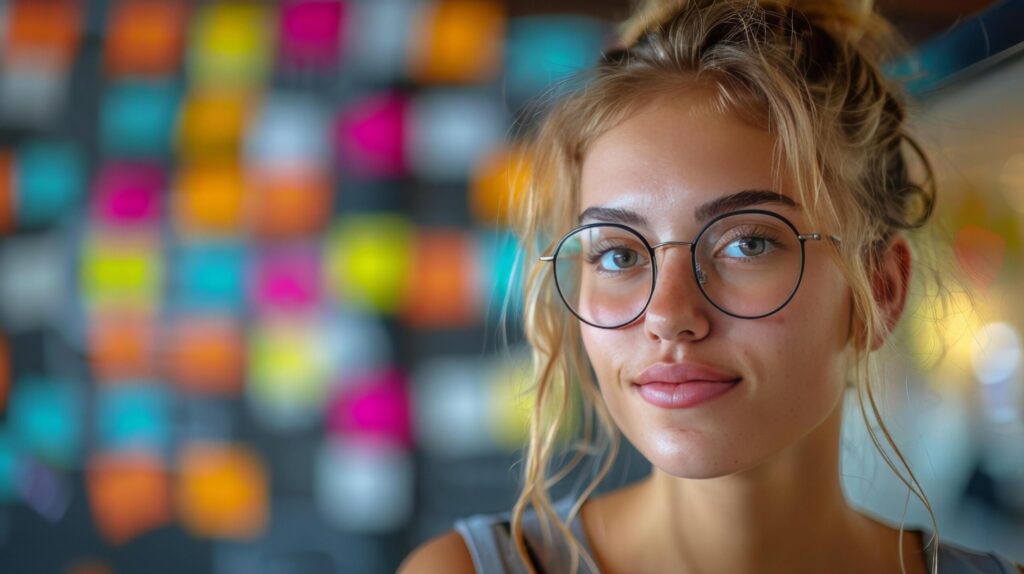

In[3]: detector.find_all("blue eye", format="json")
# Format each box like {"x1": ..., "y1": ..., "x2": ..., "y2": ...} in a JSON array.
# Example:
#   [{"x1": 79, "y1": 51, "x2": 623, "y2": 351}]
[
  {"x1": 598, "y1": 248, "x2": 641, "y2": 270},
  {"x1": 722, "y1": 236, "x2": 773, "y2": 258}
]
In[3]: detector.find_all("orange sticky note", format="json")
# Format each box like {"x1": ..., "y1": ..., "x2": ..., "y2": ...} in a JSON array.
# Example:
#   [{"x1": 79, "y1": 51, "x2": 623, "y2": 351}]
[
  {"x1": 178, "y1": 91, "x2": 252, "y2": 162},
  {"x1": 105, "y1": 0, "x2": 188, "y2": 77},
  {"x1": 401, "y1": 229, "x2": 478, "y2": 328},
  {"x1": 5, "y1": 0, "x2": 83, "y2": 69},
  {"x1": 88, "y1": 314, "x2": 157, "y2": 383},
  {"x1": 174, "y1": 163, "x2": 246, "y2": 235},
  {"x1": 408, "y1": 0, "x2": 504, "y2": 84},
  {"x1": 86, "y1": 452, "x2": 172, "y2": 545},
  {"x1": 165, "y1": 317, "x2": 244, "y2": 396},
  {"x1": 0, "y1": 151, "x2": 13, "y2": 234},
  {"x1": 247, "y1": 166, "x2": 332, "y2": 238},
  {"x1": 177, "y1": 443, "x2": 268, "y2": 539},
  {"x1": 470, "y1": 146, "x2": 531, "y2": 226}
]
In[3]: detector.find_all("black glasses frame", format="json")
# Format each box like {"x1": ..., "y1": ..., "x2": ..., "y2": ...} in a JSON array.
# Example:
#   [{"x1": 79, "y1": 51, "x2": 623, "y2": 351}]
[{"x1": 539, "y1": 208, "x2": 841, "y2": 329}]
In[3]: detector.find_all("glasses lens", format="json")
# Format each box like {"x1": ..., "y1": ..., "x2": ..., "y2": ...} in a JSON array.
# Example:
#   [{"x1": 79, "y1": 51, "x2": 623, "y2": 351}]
[
  {"x1": 695, "y1": 212, "x2": 803, "y2": 317},
  {"x1": 554, "y1": 225, "x2": 654, "y2": 327}
]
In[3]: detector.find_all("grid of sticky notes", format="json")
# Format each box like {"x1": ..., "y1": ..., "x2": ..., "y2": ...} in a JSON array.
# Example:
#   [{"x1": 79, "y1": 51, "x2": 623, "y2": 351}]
[{"x1": 0, "y1": 0, "x2": 611, "y2": 568}]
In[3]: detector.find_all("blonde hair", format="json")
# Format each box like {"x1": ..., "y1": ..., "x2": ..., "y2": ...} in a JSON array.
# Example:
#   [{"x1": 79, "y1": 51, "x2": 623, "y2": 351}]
[{"x1": 508, "y1": 0, "x2": 941, "y2": 572}]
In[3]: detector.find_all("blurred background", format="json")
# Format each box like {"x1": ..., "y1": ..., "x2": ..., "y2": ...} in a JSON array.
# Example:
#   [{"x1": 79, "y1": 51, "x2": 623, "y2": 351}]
[{"x1": 0, "y1": 0, "x2": 1020, "y2": 572}]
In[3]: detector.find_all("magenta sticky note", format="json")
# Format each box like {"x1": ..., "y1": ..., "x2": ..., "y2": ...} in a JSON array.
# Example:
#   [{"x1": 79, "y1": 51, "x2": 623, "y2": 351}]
[
  {"x1": 326, "y1": 369, "x2": 412, "y2": 447},
  {"x1": 333, "y1": 93, "x2": 407, "y2": 178},
  {"x1": 280, "y1": 0, "x2": 346, "y2": 70},
  {"x1": 252, "y1": 244, "x2": 321, "y2": 312},
  {"x1": 92, "y1": 163, "x2": 164, "y2": 226}
]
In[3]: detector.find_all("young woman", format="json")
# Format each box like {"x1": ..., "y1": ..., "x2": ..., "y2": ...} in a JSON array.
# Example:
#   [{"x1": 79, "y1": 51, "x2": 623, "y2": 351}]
[{"x1": 401, "y1": 0, "x2": 1024, "y2": 572}]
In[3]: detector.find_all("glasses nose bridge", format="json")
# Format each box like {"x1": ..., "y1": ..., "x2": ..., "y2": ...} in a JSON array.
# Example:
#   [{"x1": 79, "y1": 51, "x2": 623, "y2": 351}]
[{"x1": 648, "y1": 239, "x2": 707, "y2": 286}]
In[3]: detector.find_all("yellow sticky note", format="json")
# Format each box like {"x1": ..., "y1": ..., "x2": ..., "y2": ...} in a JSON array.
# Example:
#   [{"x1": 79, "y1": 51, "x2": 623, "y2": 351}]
[
  {"x1": 188, "y1": 2, "x2": 272, "y2": 90},
  {"x1": 80, "y1": 231, "x2": 162, "y2": 312},
  {"x1": 326, "y1": 215, "x2": 412, "y2": 314}
]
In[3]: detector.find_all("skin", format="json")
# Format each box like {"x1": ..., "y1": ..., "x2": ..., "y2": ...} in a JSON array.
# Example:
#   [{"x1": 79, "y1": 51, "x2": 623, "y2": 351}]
[{"x1": 574, "y1": 89, "x2": 928, "y2": 574}]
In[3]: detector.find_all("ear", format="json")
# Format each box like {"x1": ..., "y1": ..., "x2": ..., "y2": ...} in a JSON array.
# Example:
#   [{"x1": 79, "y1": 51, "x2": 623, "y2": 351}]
[{"x1": 870, "y1": 234, "x2": 912, "y2": 351}]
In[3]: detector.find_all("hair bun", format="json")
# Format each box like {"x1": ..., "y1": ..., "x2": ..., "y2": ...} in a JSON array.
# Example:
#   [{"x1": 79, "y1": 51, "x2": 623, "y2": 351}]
[{"x1": 620, "y1": 0, "x2": 898, "y2": 60}]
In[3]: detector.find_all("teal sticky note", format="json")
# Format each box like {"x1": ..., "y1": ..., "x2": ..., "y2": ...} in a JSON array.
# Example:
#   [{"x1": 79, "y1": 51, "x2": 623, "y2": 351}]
[
  {"x1": 101, "y1": 81, "x2": 181, "y2": 157},
  {"x1": 10, "y1": 377, "x2": 83, "y2": 468},
  {"x1": 16, "y1": 142, "x2": 84, "y2": 227}
]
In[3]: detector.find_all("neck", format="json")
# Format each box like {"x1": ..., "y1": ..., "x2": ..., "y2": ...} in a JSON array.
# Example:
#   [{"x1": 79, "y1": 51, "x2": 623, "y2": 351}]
[{"x1": 628, "y1": 396, "x2": 880, "y2": 573}]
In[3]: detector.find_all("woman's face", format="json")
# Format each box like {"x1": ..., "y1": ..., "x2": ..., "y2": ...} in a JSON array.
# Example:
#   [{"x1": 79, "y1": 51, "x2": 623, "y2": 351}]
[{"x1": 577, "y1": 91, "x2": 853, "y2": 479}]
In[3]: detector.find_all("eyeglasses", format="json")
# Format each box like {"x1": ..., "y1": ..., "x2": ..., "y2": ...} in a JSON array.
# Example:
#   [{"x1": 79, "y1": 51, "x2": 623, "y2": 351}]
[{"x1": 539, "y1": 209, "x2": 841, "y2": 329}]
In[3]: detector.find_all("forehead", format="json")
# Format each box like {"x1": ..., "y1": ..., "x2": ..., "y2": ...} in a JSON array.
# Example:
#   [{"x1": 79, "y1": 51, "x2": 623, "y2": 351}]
[{"x1": 579, "y1": 92, "x2": 794, "y2": 224}]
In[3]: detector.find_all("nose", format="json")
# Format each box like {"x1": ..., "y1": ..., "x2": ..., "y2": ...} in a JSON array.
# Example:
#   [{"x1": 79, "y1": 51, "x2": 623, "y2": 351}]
[{"x1": 642, "y1": 244, "x2": 711, "y2": 342}]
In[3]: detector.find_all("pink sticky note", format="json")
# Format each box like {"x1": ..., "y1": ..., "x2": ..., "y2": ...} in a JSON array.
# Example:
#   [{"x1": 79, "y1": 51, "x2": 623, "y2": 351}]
[
  {"x1": 326, "y1": 369, "x2": 412, "y2": 447},
  {"x1": 279, "y1": 0, "x2": 346, "y2": 70},
  {"x1": 252, "y1": 245, "x2": 321, "y2": 312},
  {"x1": 93, "y1": 163, "x2": 164, "y2": 226},
  {"x1": 334, "y1": 93, "x2": 407, "y2": 178}
]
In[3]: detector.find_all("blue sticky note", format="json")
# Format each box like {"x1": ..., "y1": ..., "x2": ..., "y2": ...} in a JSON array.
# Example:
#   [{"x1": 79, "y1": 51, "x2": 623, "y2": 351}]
[
  {"x1": 171, "y1": 241, "x2": 248, "y2": 313},
  {"x1": 0, "y1": 431, "x2": 21, "y2": 502},
  {"x1": 478, "y1": 231, "x2": 523, "y2": 319},
  {"x1": 504, "y1": 16, "x2": 608, "y2": 106},
  {"x1": 16, "y1": 142, "x2": 84, "y2": 227},
  {"x1": 10, "y1": 377, "x2": 83, "y2": 468},
  {"x1": 101, "y1": 81, "x2": 181, "y2": 158},
  {"x1": 95, "y1": 383, "x2": 171, "y2": 454}
]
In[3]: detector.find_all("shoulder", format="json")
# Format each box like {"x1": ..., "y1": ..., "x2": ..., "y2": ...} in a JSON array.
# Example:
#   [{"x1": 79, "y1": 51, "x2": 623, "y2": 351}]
[{"x1": 398, "y1": 530, "x2": 476, "y2": 574}]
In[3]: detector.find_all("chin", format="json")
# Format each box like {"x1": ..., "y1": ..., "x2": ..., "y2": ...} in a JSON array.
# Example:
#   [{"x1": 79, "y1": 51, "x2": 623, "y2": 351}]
[{"x1": 628, "y1": 429, "x2": 761, "y2": 479}]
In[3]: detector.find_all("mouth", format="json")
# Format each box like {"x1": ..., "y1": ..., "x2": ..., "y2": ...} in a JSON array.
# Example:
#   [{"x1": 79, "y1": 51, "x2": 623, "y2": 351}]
[{"x1": 631, "y1": 379, "x2": 741, "y2": 409}]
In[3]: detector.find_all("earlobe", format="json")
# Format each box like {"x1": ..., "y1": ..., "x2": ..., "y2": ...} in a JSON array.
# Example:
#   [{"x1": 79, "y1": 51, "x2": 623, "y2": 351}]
[{"x1": 870, "y1": 235, "x2": 912, "y2": 351}]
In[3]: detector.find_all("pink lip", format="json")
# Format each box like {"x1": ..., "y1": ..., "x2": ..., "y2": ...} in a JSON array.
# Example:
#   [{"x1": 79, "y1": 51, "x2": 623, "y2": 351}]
[{"x1": 633, "y1": 362, "x2": 741, "y2": 409}]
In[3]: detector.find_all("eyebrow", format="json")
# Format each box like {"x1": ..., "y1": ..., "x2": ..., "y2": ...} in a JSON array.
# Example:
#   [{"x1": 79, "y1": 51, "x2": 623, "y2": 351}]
[{"x1": 578, "y1": 189, "x2": 799, "y2": 226}]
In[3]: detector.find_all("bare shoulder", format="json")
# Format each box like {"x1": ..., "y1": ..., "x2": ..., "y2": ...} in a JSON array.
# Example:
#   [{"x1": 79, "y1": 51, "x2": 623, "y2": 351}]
[{"x1": 397, "y1": 530, "x2": 476, "y2": 574}]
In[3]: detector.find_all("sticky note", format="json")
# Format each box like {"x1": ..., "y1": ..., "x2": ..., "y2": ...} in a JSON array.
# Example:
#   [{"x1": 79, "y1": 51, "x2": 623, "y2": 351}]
[
  {"x1": 0, "y1": 430, "x2": 22, "y2": 501},
  {"x1": 4, "y1": 0, "x2": 83, "y2": 70},
  {"x1": 245, "y1": 94, "x2": 331, "y2": 169},
  {"x1": 247, "y1": 166, "x2": 332, "y2": 238},
  {"x1": 173, "y1": 163, "x2": 245, "y2": 235},
  {"x1": 470, "y1": 145, "x2": 530, "y2": 226},
  {"x1": 325, "y1": 214, "x2": 412, "y2": 314},
  {"x1": 326, "y1": 369, "x2": 412, "y2": 447},
  {"x1": 0, "y1": 233, "x2": 68, "y2": 330},
  {"x1": 413, "y1": 357, "x2": 493, "y2": 458},
  {"x1": 504, "y1": 16, "x2": 607, "y2": 105},
  {"x1": 0, "y1": 151, "x2": 14, "y2": 233},
  {"x1": 18, "y1": 458, "x2": 72, "y2": 522},
  {"x1": 105, "y1": 0, "x2": 188, "y2": 77},
  {"x1": 178, "y1": 90, "x2": 252, "y2": 162},
  {"x1": 92, "y1": 162, "x2": 165, "y2": 227},
  {"x1": 248, "y1": 319, "x2": 328, "y2": 431},
  {"x1": 87, "y1": 452, "x2": 172, "y2": 545},
  {"x1": 170, "y1": 240, "x2": 247, "y2": 313},
  {"x1": 252, "y1": 243, "x2": 321, "y2": 313},
  {"x1": 279, "y1": 0, "x2": 346, "y2": 71},
  {"x1": 317, "y1": 310, "x2": 392, "y2": 382},
  {"x1": 16, "y1": 141, "x2": 84, "y2": 227},
  {"x1": 333, "y1": 93, "x2": 407, "y2": 178},
  {"x1": 188, "y1": 2, "x2": 272, "y2": 90},
  {"x1": 177, "y1": 443, "x2": 268, "y2": 539},
  {"x1": 401, "y1": 229, "x2": 478, "y2": 328},
  {"x1": 407, "y1": 90, "x2": 506, "y2": 182},
  {"x1": 476, "y1": 230, "x2": 523, "y2": 318},
  {"x1": 0, "y1": 60, "x2": 67, "y2": 129},
  {"x1": 10, "y1": 376, "x2": 82, "y2": 468},
  {"x1": 315, "y1": 436, "x2": 413, "y2": 532},
  {"x1": 80, "y1": 230, "x2": 162, "y2": 312},
  {"x1": 101, "y1": 81, "x2": 180, "y2": 157},
  {"x1": 95, "y1": 384, "x2": 171, "y2": 454},
  {"x1": 165, "y1": 316, "x2": 244, "y2": 396},
  {"x1": 88, "y1": 314, "x2": 157, "y2": 383},
  {"x1": 345, "y1": 0, "x2": 416, "y2": 81},
  {"x1": 408, "y1": 0, "x2": 504, "y2": 84}
]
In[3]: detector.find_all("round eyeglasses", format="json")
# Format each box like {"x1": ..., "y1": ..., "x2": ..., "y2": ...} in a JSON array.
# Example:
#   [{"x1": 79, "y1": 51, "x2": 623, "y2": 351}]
[{"x1": 539, "y1": 209, "x2": 840, "y2": 329}]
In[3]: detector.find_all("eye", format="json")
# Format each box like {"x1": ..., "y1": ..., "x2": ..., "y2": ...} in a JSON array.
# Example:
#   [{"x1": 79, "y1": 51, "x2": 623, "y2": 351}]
[
  {"x1": 721, "y1": 236, "x2": 774, "y2": 258},
  {"x1": 598, "y1": 247, "x2": 642, "y2": 270}
]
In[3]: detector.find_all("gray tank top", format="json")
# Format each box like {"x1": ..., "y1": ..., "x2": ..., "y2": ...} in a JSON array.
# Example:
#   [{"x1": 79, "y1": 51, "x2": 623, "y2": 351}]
[{"x1": 454, "y1": 496, "x2": 1020, "y2": 573}]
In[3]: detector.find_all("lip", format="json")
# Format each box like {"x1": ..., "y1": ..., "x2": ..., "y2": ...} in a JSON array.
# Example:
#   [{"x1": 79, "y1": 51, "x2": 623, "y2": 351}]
[{"x1": 633, "y1": 362, "x2": 741, "y2": 409}]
